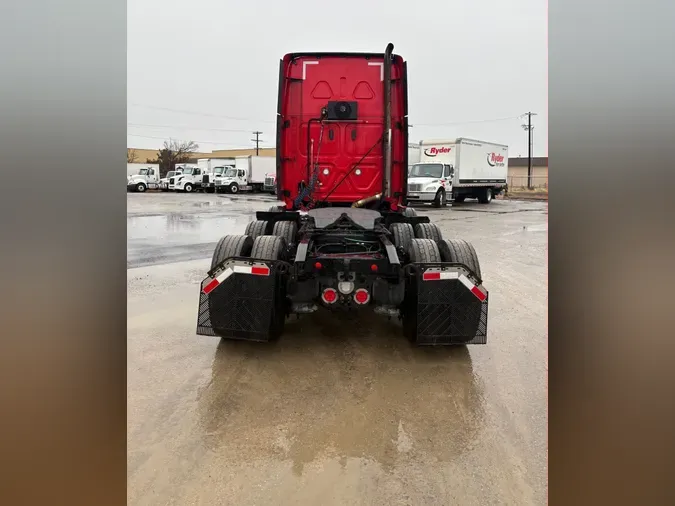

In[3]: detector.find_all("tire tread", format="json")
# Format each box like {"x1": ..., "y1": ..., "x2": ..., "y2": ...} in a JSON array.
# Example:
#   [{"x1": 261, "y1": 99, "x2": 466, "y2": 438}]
[
  {"x1": 211, "y1": 235, "x2": 254, "y2": 270},
  {"x1": 390, "y1": 223, "x2": 415, "y2": 251},
  {"x1": 408, "y1": 238, "x2": 442, "y2": 263},
  {"x1": 250, "y1": 235, "x2": 286, "y2": 260},
  {"x1": 437, "y1": 239, "x2": 482, "y2": 279}
]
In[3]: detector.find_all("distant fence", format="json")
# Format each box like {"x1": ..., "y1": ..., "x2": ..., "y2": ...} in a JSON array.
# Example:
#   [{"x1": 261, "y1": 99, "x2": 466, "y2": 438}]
[{"x1": 507, "y1": 175, "x2": 548, "y2": 190}]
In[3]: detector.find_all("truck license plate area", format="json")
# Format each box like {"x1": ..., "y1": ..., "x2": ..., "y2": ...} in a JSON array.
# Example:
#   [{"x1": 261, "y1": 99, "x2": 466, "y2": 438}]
[
  {"x1": 405, "y1": 265, "x2": 488, "y2": 345},
  {"x1": 197, "y1": 260, "x2": 282, "y2": 342}
]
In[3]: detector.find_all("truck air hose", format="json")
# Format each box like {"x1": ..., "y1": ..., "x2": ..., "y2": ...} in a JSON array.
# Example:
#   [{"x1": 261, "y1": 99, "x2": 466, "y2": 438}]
[{"x1": 294, "y1": 122, "x2": 325, "y2": 209}]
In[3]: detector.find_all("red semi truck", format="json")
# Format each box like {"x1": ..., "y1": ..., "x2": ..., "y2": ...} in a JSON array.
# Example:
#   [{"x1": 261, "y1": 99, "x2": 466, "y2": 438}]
[{"x1": 196, "y1": 43, "x2": 489, "y2": 345}]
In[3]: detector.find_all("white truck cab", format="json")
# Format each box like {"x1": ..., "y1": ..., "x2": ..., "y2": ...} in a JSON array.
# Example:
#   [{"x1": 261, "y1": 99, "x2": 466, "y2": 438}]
[
  {"x1": 263, "y1": 172, "x2": 277, "y2": 194},
  {"x1": 202, "y1": 165, "x2": 234, "y2": 193},
  {"x1": 127, "y1": 167, "x2": 161, "y2": 192},
  {"x1": 170, "y1": 167, "x2": 203, "y2": 193},
  {"x1": 159, "y1": 170, "x2": 181, "y2": 191},
  {"x1": 217, "y1": 167, "x2": 248, "y2": 194},
  {"x1": 406, "y1": 162, "x2": 454, "y2": 207}
]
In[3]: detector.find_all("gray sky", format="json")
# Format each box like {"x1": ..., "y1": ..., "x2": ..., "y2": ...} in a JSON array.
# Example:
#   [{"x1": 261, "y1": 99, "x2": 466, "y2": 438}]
[{"x1": 128, "y1": 0, "x2": 547, "y2": 157}]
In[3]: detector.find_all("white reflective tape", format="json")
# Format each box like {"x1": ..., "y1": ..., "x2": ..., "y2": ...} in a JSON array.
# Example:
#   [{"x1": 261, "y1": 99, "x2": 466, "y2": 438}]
[
  {"x1": 458, "y1": 274, "x2": 474, "y2": 291},
  {"x1": 439, "y1": 271, "x2": 459, "y2": 280},
  {"x1": 215, "y1": 267, "x2": 234, "y2": 283},
  {"x1": 233, "y1": 265, "x2": 253, "y2": 275},
  {"x1": 303, "y1": 61, "x2": 318, "y2": 80},
  {"x1": 368, "y1": 62, "x2": 384, "y2": 81}
]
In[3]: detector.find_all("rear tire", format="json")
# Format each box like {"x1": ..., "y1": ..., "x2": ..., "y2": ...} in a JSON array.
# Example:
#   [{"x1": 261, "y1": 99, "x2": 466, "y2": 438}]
[
  {"x1": 211, "y1": 235, "x2": 254, "y2": 270},
  {"x1": 389, "y1": 222, "x2": 415, "y2": 251},
  {"x1": 478, "y1": 188, "x2": 492, "y2": 204},
  {"x1": 407, "y1": 238, "x2": 442, "y2": 263},
  {"x1": 403, "y1": 207, "x2": 417, "y2": 217},
  {"x1": 437, "y1": 239, "x2": 482, "y2": 280},
  {"x1": 250, "y1": 235, "x2": 286, "y2": 260},
  {"x1": 244, "y1": 220, "x2": 268, "y2": 239},
  {"x1": 414, "y1": 222, "x2": 443, "y2": 242},
  {"x1": 432, "y1": 189, "x2": 447, "y2": 208},
  {"x1": 272, "y1": 220, "x2": 297, "y2": 246}
]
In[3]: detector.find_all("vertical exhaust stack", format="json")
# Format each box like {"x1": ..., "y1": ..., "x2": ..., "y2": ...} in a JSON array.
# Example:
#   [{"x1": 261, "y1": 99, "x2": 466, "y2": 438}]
[{"x1": 383, "y1": 42, "x2": 394, "y2": 198}]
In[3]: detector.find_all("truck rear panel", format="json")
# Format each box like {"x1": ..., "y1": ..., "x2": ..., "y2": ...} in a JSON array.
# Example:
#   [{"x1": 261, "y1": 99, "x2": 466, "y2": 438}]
[{"x1": 276, "y1": 52, "x2": 408, "y2": 207}]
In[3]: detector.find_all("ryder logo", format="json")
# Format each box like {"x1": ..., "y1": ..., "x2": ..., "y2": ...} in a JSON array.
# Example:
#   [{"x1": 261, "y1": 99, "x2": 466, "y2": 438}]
[
  {"x1": 423, "y1": 146, "x2": 452, "y2": 157},
  {"x1": 486, "y1": 152, "x2": 505, "y2": 167}
]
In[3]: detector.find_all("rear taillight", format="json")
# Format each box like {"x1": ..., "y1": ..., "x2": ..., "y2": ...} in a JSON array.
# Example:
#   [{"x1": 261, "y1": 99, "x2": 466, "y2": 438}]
[
  {"x1": 321, "y1": 288, "x2": 338, "y2": 304},
  {"x1": 353, "y1": 289, "x2": 370, "y2": 305}
]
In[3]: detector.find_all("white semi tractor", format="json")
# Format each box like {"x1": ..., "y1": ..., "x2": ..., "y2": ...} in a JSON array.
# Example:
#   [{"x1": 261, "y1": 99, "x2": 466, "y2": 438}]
[
  {"x1": 127, "y1": 164, "x2": 161, "y2": 192},
  {"x1": 216, "y1": 155, "x2": 275, "y2": 194},
  {"x1": 197, "y1": 158, "x2": 236, "y2": 193},
  {"x1": 406, "y1": 138, "x2": 508, "y2": 206}
]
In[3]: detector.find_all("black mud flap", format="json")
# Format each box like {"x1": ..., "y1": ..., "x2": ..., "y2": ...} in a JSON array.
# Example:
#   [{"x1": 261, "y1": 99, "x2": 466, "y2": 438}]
[
  {"x1": 403, "y1": 264, "x2": 489, "y2": 345},
  {"x1": 196, "y1": 258, "x2": 288, "y2": 342}
]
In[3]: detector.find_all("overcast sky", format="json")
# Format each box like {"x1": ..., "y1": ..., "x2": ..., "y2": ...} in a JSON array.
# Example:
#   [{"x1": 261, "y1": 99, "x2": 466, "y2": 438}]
[{"x1": 128, "y1": 0, "x2": 547, "y2": 157}]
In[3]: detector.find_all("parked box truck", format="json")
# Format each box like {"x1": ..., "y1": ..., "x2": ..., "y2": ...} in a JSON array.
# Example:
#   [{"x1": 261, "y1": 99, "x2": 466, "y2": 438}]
[
  {"x1": 198, "y1": 158, "x2": 236, "y2": 193},
  {"x1": 216, "y1": 155, "x2": 275, "y2": 194},
  {"x1": 407, "y1": 138, "x2": 508, "y2": 205}
]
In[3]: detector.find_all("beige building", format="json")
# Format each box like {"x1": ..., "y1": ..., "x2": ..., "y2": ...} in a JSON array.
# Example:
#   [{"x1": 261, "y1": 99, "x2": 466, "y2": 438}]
[
  {"x1": 507, "y1": 157, "x2": 548, "y2": 189},
  {"x1": 127, "y1": 147, "x2": 276, "y2": 164}
]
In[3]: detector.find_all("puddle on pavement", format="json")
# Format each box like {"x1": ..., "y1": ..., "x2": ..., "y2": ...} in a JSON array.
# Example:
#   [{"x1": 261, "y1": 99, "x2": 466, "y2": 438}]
[
  {"x1": 194, "y1": 311, "x2": 488, "y2": 476},
  {"x1": 127, "y1": 213, "x2": 255, "y2": 244}
]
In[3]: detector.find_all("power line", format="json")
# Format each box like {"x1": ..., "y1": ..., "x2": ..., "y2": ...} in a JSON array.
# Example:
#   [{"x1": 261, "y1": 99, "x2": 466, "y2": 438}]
[
  {"x1": 127, "y1": 122, "x2": 254, "y2": 134},
  {"x1": 411, "y1": 115, "x2": 521, "y2": 127},
  {"x1": 128, "y1": 103, "x2": 276, "y2": 123},
  {"x1": 129, "y1": 103, "x2": 522, "y2": 128},
  {"x1": 127, "y1": 133, "x2": 274, "y2": 148}
]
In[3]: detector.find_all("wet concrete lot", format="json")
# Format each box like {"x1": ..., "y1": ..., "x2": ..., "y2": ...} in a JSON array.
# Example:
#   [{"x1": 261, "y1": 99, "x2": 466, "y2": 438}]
[{"x1": 127, "y1": 193, "x2": 548, "y2": 505}]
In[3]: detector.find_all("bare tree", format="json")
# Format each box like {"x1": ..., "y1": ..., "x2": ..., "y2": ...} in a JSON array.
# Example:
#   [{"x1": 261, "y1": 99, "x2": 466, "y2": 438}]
[
  {"x1": 127, "y1": 149, "x2": 138, "y2": 163},
  {"x1": 146, "y1": 139, "x2": 200, "y2": 177}
]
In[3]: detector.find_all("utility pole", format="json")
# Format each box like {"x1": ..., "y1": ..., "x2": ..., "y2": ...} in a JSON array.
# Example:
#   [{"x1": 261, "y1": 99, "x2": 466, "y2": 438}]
[
  {"x1": 521, "y1": 112, "x2": 537, "y2": 189},
  {"x1": 251, "y1": 131, "x2": 263, "y2": 156}
]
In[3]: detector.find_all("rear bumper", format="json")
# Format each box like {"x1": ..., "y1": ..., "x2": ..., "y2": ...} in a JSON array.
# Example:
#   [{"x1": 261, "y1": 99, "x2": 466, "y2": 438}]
[{"x1": 197, "y1": 257, "x2": 488, "y2": 345}]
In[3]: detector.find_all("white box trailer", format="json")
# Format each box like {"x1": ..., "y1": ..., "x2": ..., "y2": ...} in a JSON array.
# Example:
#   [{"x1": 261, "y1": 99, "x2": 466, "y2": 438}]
[
  {"x1": 408, "y1": 143, "x2": 421, "y2": 167},
  {"x1": 408, "y1": 138, "x2": 508, "y2": 205},
  {"x1": 197, "y1": 158, "x2": 236, "y2": 172},
  {"x1": 217, "y1": 156, "x2": 276, "y2": 194}
]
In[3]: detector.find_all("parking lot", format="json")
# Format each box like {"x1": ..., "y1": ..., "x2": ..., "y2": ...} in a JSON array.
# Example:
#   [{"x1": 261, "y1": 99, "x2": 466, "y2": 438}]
[{"x1": 127, "y1": 193, "x2": 548, "y2": 505}]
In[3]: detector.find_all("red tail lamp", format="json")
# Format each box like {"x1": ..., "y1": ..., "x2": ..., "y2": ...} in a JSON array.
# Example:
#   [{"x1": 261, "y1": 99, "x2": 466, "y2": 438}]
[
  {"x1": 353, "y1": 288, "x2": 370, "y2": 305},
  {"x1": 321, "y1": 288, "x2": 338, "y2": 304}
]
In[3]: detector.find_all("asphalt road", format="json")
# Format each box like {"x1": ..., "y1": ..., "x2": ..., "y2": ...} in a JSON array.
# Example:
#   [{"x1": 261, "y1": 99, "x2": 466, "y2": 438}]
[{"x1": 127, "y1": 193, "x2": 548, "y2": 505}]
